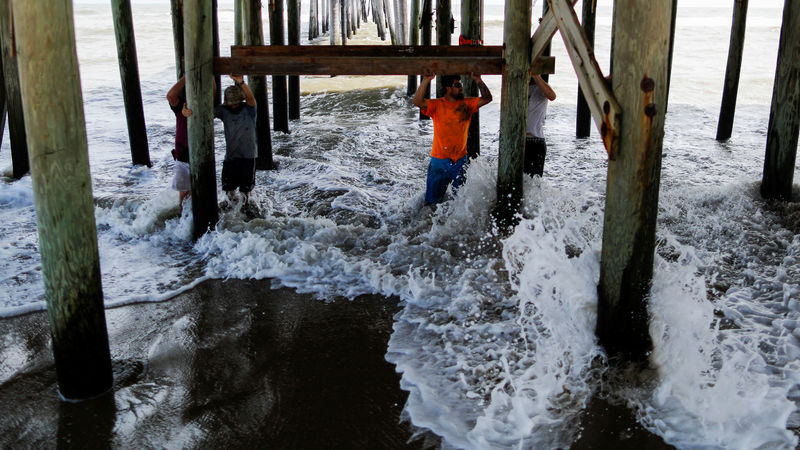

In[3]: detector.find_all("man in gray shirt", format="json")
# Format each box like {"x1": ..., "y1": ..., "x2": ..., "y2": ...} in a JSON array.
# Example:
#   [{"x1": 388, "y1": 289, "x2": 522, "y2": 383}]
[
  {"x1": 214, "y1": 75, "x2": 257, "y2": 207},
  {"x1": 525, "y1": 74, "x2": 556, "y2": 176}
]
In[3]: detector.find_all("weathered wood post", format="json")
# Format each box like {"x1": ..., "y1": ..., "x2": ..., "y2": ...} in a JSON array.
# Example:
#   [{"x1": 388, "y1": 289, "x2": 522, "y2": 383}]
[
  {"x1": 576, "y1": 0, "x2": 596, "y2": 138},
  {"x1": 383, "y1": 0, "x2": 397, "y2": 45},
  {"x1": 111, "y1": 0, "x2": 151, "y2": 167},
  {"x1": 373, "y1": 0, "x2": 386, "y2": 40},
  {"x1": 461, "y1": 0, "x2": 481, "y2": 158},
  {"x1": 597, "y1": 0, "x2": 672, "y2": 361},
  {"x1": 407, "y1": 0, "x2": 420, "y2": 94},
  {"x1": 331, "y1": 0, "x2": 341, "y2": 44},
  {"x1": 13, "y1": 0, "x2": 113, "y2": 400},
  {"x1": 435, "y1": 0, "x2": 451, "y2": 98},
  {"x1": 288, "y1": 0, "x2": 301, "y2": 120},
  {"x1": 184, "y1": 0, "x2": 219, "y2": 239},
  {"x1": 171, "y1": 0, "x2": 185, "y2": 78},
  {"x1": 309, "y1": 0, "x2": 319, "y2": 40},
  {"x1": 716, "y1": 0, "x2": 748, "y2": 141},
  {"x1": 213, "y1": 0, "x2": 222, "y2": 106},
  {"x1": 493, "y1": 0, "x2": 529, "y2": 228},
  {"x1": 419, "y1": 0, "x2": 432, "y2": 119},
  {"x1": 0, "y1": 0, "x2": 28, "y2": 179},
  {"x1": 341, "y1": 0, "x2": 349, "y2": 42},
  {"x1": 270, "y1": 0, "x2": 290, "y2": 133},
  {"x1": 539, "y1": 1, "x2": 551, "y2": 83},
  {"x1": 0, "y1": 57, "x2": 6, "y2": 149},
  {"x1": 244, "y1": 0, "x2": 275, "y2": 170},
  {"x1": 345, "y1": 0, "x2": 352, "y2": 38},
  {"x1": 396, "y1": 0, "x2": 408, "y2": 44},
  {"x1": 235, "y1": 0, "x2": 244, "y2": 44},
  {"x1": 664, "y1": 0, "x2": 677, "y2": 113},
  {"x1": 760, "y1": 0, "x2": 800, "y2": 200}
]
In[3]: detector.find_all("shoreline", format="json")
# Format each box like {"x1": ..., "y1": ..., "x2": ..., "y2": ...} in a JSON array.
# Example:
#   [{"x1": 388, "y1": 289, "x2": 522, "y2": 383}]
[{"x1": 0, "y1": 278, "x2": 671, "y2": 448}]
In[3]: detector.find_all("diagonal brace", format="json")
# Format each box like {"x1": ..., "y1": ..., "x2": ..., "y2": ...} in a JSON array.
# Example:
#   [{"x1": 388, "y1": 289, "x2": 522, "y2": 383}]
[
  {"x1": 529, "y1": 0, "x2": 577, "y2": 64},
  {"x1": 548, "y1": 0, "x2": 621, "y2": 159}
]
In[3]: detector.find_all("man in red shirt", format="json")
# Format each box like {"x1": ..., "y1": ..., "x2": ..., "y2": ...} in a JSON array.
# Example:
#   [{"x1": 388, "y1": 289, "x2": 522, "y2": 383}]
[{"x1": 413, "y1": 72, "x2": 493, "y2": 205}]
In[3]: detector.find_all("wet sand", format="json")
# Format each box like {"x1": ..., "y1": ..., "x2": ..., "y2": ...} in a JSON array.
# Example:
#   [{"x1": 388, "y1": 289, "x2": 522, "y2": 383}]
[{"x1": 0, "y1": 279, "x2": 672, "y2": 449}]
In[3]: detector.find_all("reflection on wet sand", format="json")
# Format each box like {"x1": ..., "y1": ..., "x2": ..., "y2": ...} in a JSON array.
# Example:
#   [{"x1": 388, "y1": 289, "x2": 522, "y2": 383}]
[{"x1": 0, "y1": 279, "x2": 429, "y2": 448}]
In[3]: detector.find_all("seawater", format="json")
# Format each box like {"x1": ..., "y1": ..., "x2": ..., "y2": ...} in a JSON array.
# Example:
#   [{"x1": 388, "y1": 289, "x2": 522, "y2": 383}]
[{"x1": 1, "y1": 0, "x2": 799, "y2": 448}]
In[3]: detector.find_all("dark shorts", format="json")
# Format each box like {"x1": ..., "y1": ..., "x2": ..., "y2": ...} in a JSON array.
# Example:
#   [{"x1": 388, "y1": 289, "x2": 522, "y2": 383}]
[
  {"x1": 425, "y1": 155, "x2": 468, "y2": 205},
  {"x1": 525, "y1": 137, "x2": 547, "y2": 177},
  {"x1": 221, "y1": 158, "x2": 256, "y2": 193}
]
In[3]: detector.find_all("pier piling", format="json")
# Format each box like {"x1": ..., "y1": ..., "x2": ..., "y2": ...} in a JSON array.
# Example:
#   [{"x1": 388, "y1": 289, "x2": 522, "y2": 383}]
[
  {"x1": 185, "y1": 0, "x2": 220, "y2": 239},
  {"x1": 597, "y1": 0, "x2": 672, "y2": 361},
  {"x1": 13, "y1": 0, "x2": 113, "y2": 400},
  {"x1": 243, "y1": 0, "x2": 275, "y2": 170},
  {"x1": 716, "y1": 0, "x2": 748, "y2": 141},
  {"x1": 575, "y1": 0, "x2": 595, "y2": 138},
  {"x1": 269, "y1": 0, "x2": 290, "y2": 133},
  {"x1": 288, "y1": 0, "x2": 301, "y2": 120},
  {"x1": 111, "y1": 0, "x2": 151, "y2": 167},
  {"x1": 461, "y1": 0, "x2": 482, "y2": 158},
  {"x1": 171, "y1": 0, "x2": 185, "y2": 78},
  {"x1": 419, "y1": 0, "x2": 432, "y2": 119},
  {"x1": 407, "y1": 0, "x2": 420, "y2": 95},
  {"x1": 494, "y1": 0, "x2": 530, "y2": 228},
  {"x1": 760, "y1": 0, "x2": 800, "y2": 201},
  {"x1": 0, "y1": 0, "x2": 29, "y2": 179},
  {"x1": 435, "y1": 0, "x2": 452, "y2": 98}
]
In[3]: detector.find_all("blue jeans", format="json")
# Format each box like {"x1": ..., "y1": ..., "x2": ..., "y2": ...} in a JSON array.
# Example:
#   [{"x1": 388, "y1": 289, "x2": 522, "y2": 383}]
[{"x1": 425, "y1": 156, "x2": 468, "y2": 204}]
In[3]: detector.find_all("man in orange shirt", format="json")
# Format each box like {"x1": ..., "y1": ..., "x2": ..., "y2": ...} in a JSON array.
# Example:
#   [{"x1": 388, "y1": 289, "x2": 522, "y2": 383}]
[{"x1": 413, "y1": 72, "x2": 493, "y2": 205}]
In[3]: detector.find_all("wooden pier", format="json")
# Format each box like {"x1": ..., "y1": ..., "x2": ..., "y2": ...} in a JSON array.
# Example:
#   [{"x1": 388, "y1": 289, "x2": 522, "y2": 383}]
[{"x1": 3, "y1": 0, "x2": 799, "y2": 400}]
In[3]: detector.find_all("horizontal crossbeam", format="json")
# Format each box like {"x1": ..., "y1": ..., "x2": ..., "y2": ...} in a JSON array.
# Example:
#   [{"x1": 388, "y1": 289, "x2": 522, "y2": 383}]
[{"x1": 215, "y1": 45, "x2": 555, "y2": 76}]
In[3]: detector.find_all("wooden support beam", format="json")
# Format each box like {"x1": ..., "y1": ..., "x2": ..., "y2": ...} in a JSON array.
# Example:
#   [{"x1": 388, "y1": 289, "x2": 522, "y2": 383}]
[
  {"x1": 406, "y1": 0, "x2": 420, "y2": 95},
  {"x1": 111, "y1": 0, "x2": 151, "y2": 167},
  {"x1": 185, "y1": 0, "x2": 220, "y2": 239},
  {"x1": 171, "y1": 0, "x2": 185, "y2": 78},
  {"x1": 548, "y1": 0, "x2": 620, "y2": 159},
  {"x1": 0, "y1": 0, "x2": 28, "y2": 179},
  {"x1": 13, "y1": 0, "x2": 113, "y2": 400},
  {"x1": 530, "y1": 0, "x2": 577, "y2": 68},
  {"x1": 494, "y1": 0, "x2": 530, "y2": 229},
  {"x1": 217, "y1": 45, "x2": 554, "y2": 76},
  {"x1": 761, "y1": 0, "x2": 800, "y2": 200},
  {"x1": 288, "y1": 0, "x2": 301, "y2": 120},
  {"x1": 269, "y1": 0, "x2": 290, "y2": 133},
  {"x1": 461, "y1": 0, "x2": 482, "y2": 158},
  {"x1": 598, "y1": 0, "x2": 672, "y2": 361},
  {"x1": 435, "y1": 0, "x2": 452, "y2": 97},
  {"x1": 716, "y1": 0, "x2": 748, "y2": 141},
  {"x1": 243, "y1": 0, "x2": 275, "y2": 170},
  {"x1": 575, "y1": 0, "x2": 595, "y2": 138},
  {"x1": 420, "y1": 0, "x2": 432, "y2": 120}
]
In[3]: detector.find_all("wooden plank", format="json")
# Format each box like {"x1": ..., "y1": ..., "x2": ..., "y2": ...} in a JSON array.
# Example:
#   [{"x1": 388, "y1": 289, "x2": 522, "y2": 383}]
[
  {"x1": 216, "y1": 45, "x2": 554, "y2": 76},
  {"x1": 548, "y1": 0, "x2": 620, "y2": 159}
]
